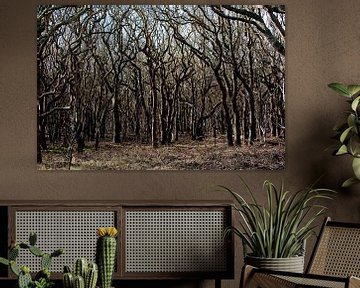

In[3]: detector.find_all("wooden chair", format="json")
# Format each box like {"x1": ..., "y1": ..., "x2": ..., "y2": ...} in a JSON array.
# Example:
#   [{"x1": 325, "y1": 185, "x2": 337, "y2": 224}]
[{"x1": 241, "y1": 217, "x2": 360, "y2": 288}]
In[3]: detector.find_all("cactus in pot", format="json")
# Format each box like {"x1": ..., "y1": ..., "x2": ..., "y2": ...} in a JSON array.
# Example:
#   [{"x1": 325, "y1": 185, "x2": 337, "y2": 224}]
[
  {"x1": 0, "y1": 232, "x2": 63, "y2": 288},
  {"x1": 63, "y1": 266, "x2": 74, "y2": 288},
  {"x1": 18, "y1": 266, "x2": 32, "y2": 288},
  {"x1": 73, "y1": 275, "x2": 85, "y2": 288},
  {"x1": 96, "y1": 227, "x2": 118, "y2": 288},
  {"x1": 74, "y1": 258, "x2": 88, "y2": 280},
  {"x1": 62, "y1": 259, "x2": 98, "y2": 288},
  {"x1": 85, "y1": 262, "x2": 98, "y2": 288}
]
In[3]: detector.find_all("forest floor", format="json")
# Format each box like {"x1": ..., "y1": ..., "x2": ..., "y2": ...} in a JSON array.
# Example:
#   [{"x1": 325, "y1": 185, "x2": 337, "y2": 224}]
[{"x1": 38, "y1": 136, "x2": 285, "y2": 170}]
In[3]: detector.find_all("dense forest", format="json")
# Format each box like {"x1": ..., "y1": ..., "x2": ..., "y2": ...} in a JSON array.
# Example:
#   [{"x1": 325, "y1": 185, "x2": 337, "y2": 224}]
[{"x1": 37, "y1": 5, "x2": 285, "y2": 170}]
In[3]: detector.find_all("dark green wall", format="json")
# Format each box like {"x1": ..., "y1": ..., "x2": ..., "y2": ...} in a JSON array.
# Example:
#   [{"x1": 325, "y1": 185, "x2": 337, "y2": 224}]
[{"x1": 1, "y1": 1, "x2": 360, "y2": 287}]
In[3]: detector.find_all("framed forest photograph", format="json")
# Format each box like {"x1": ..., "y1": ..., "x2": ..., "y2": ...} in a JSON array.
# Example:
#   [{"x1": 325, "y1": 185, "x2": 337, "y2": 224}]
[{"x1": 37, "y1": 5, "x2": 285, "y2": 170}]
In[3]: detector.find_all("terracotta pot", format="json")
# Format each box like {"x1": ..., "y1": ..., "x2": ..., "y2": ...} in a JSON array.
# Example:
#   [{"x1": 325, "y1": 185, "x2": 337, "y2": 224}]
[{"x1": 245, "y1": 254, "x2": 305, "y2": 273}]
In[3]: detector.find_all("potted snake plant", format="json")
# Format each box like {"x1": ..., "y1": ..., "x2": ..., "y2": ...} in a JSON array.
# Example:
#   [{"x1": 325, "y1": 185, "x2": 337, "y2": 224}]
[
  {"x1": 221, "y1": 179, "x2": 334, "y2": 273},
  {"x1": 328, "y1": 83, "x2": 360, "y2": 187}
]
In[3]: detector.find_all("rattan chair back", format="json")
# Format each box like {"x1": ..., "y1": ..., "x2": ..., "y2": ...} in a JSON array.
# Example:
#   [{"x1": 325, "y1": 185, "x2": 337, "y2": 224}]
[{"x1": 307, "y1": 217, "x2": 360, "y2": 278}]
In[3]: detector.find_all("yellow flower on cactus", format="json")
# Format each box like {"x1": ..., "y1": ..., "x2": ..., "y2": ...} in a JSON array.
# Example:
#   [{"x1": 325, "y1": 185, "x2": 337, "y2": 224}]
[
  {"x1": 97, "y1": 227, "x2": 107, "y2": 237},
  {"x1": 97, "y1": 227, "x2": 118, "y2": 238},
  {"x1": 107, "y1": 227, "x2": 118, "y2": 237}
]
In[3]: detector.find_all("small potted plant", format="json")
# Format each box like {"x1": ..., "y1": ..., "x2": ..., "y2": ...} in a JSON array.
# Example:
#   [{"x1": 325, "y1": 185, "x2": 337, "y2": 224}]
[
  {"x1": 328, "y1": 82, "x2": 360, "y2": 187},
  {"x1": 221, "y1": 179, "x2": 334, "y2": 272},
  {"x1": 62, "y1": 258, "x2": 98, "y2": 288},
  {"x1": 0, "y1": 232, "x2": 63, "y2": 288},
  {"x1": 62, "y1": 227, "x2": 118, "y2": 288},
  {"x1": 96, "y1": 227, "x2": 118, "y2": 288}
]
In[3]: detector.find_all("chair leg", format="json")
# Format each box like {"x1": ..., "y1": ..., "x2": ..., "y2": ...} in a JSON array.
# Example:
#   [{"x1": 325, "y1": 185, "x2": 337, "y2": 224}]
[{"x1": 215, "y1": 278, "x2": 221, "y2": 288}]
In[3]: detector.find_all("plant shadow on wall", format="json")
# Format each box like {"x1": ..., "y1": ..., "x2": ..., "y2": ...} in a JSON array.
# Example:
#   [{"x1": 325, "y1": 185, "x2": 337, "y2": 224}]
[{"x1": 36, "y1": 5, "x2": 285, "y2": 170}]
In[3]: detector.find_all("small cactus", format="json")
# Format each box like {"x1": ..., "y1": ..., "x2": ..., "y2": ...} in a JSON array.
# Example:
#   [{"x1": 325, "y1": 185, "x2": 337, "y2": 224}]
[
  {"x1": 0, "y1": 232, "x2": 63, "y2": 288},
  {"x1": 9, "y1": 246, "x2": 19, "y2": 260},
  {"x1": 63, "y1": 272, "x2": 74, "y2": 288},
  {"x1": 10, "y1": 260, "x2": 21, "y2": 276},
  {"x1": 74, "y1": 258, "x2": 88, "y2": 279},
  {"x1": 41, "y1": 253, "x2": 52, "y2": 270},
  {"x1": 64, "y1": 265, "x2": 72, "y2": 273},
  {"x1": 96, "y1": 227, "x2": 118, "y2": 288},
  {"x1": 51, "y1": 248, "x2": 64, "y2": 257},
  {"x1": 29, "y1": 232, "x2": 37, "y2": 246},
  {"x1": 29, "y1": 245, "x2": 44, "y2": 257},
  {"x1": 85, "y1": 262, "x2": 98, "y2": 288},
  {"x1": 18, "y1": 269, "x2": 32, "y2": 288},
  {"x1": 74, "y1": 275, "x2": 85, "y2": 288},
  {"x1": 63, "y1": 259, "x2": 98, "y2": 288}
]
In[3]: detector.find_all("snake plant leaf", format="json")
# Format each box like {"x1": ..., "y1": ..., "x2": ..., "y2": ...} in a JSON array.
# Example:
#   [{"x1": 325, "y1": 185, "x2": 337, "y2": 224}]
[
  {"x1": 352, "y1": 157, "x2": 360, "y2": 179},
  {"x1": 351, "y1": 96, "x2": 360, "y2": 111},
  {"x1": 222, "y1": 179, "x2": 335, "y2": 258},
  {"x1": 336, "y1": 144, "x2": 348, "y2": 155},
  {"x1": 342, "y1": 177, "x2": 360, "y2": 188}
]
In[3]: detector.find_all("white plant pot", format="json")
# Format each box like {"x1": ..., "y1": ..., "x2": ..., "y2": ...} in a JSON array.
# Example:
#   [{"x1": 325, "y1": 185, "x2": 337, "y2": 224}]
[{"x1": 245, "y1": 254, "x2": 305, "y2": 273}]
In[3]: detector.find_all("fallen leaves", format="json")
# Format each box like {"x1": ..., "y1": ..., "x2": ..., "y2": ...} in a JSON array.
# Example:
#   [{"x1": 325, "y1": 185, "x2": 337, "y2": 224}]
[{"x1": 38, "y1": 136, "x2": 285, "y2": 170}]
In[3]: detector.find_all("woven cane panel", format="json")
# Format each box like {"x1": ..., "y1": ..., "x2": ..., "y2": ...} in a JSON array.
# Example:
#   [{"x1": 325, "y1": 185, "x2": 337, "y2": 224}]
[
  {"x1": 15, "y1": 211, "x2": 115, "y2": 272},
  {"x1": 277, "y1": 275, "x2": 345, "y2": 288},
  {"x1": 310, "y1": 226, "x2": 360, "y2": 277},
  {"x1": 251, "y1": 273, "x2": 297, "y2": 288},
  {"x1": 125, "y1": 210, "x2": 227, "y2": 273}
]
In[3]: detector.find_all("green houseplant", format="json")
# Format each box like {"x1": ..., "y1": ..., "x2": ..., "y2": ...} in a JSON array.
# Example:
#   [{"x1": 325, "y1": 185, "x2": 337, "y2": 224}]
[
  {"x1": 62, "y1": 258, "x2": 98, "y2": 288},
  {"x1": 0, "y1": 232, "x2": 63, "y2": 288},
  {"x1": 328, "y1": 82, "x2": 360, "y2": 187},
  {"x1": 96, "y1": 227, "x2": 118, "y2": 288},
  {"x1": 222, "y1": 179, "x2": 334, "y2": 272}
]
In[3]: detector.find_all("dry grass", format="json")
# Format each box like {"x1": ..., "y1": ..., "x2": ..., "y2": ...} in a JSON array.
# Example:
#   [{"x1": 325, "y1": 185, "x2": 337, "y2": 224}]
[{"x1": 38, "y1": 136, "x2": 285, "y2": 170}]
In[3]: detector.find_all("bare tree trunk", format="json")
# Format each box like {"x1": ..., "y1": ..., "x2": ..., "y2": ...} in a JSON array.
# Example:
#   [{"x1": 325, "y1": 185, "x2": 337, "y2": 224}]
[
  {"x1": 112, "y1": 95, "x2": 122, "y2": 143},
  {"x1": 37, "y1": 127, "x2": 43, "y2": 164},
  {"x1": 149, "y1": 62, "x2": 159, "y2": 148},
  {"x1": 233, "y1": 97, "x2": 242, "y2": 145},
  {"x1": 160, "y1": 89, "x2": 169, "y2": 145},
  {"x1": 248, "y1": 41, "x2": 257, "y2": 143},
  {"x1": 214, "y1": 69, "x2": 234, "y2": 146}
]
